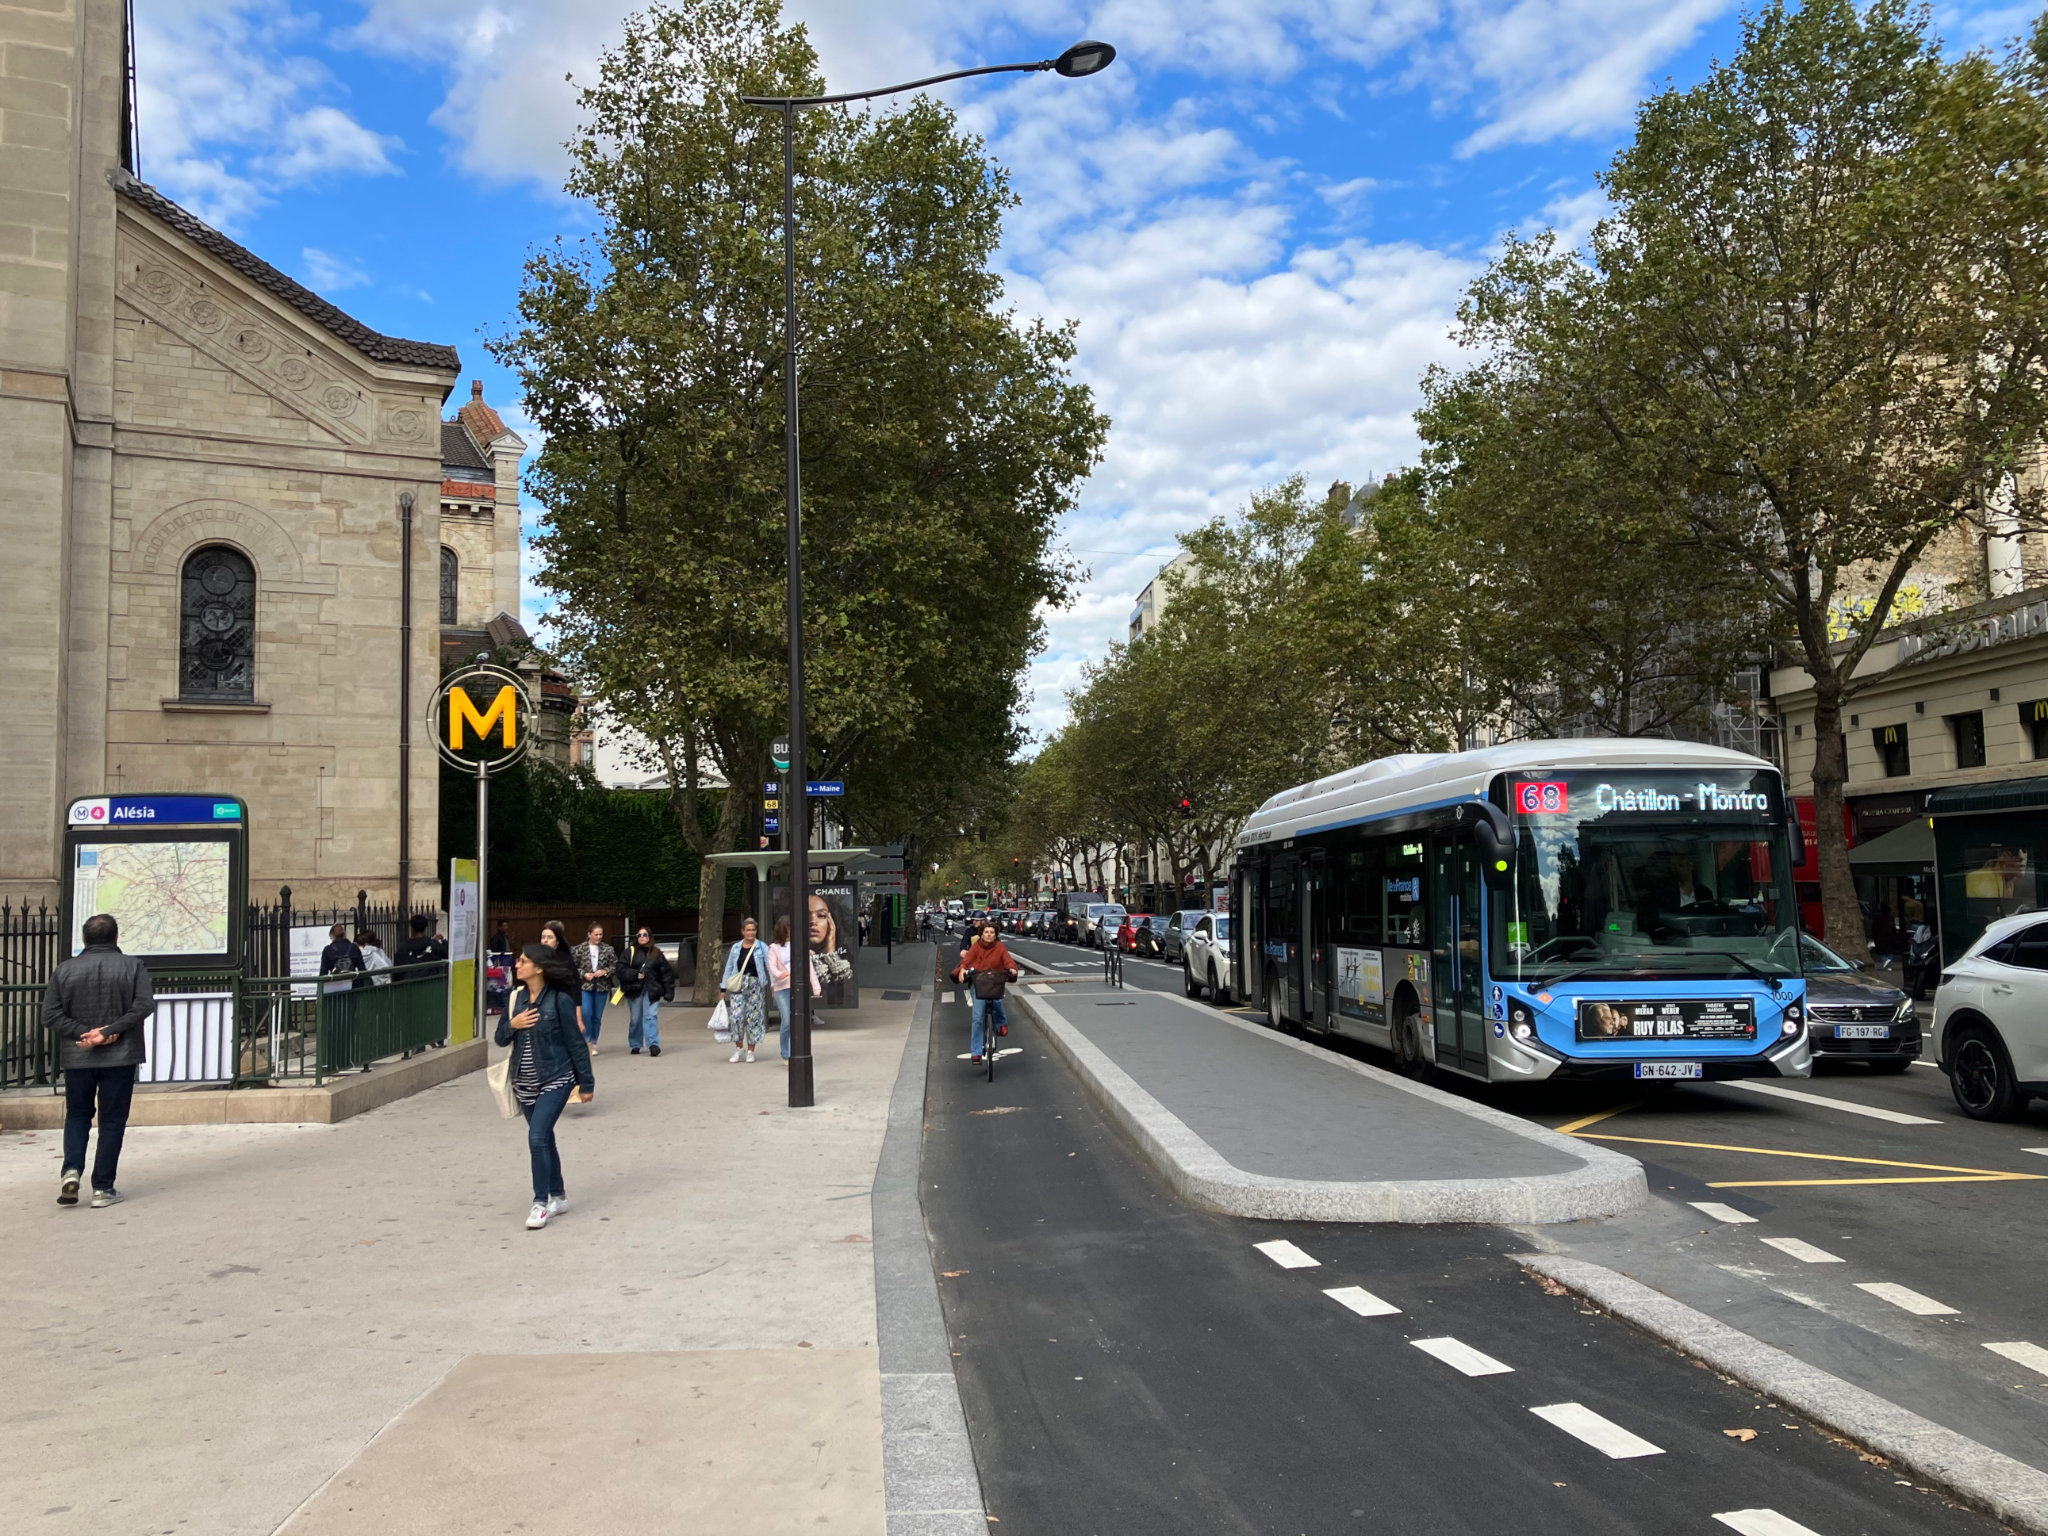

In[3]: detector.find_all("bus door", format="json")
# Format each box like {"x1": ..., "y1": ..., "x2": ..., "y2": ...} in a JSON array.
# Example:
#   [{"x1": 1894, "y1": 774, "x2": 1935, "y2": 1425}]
[
  {"x1": 1430, "y1": 832, "x2": 1488, "y2": 1074},
  {"x1": 1307, "y1": 853, "x2": 1332, "y2": 1030},
  {"x1": 1270, "y1": 851, "x2": 1301, "y2": 1020}
]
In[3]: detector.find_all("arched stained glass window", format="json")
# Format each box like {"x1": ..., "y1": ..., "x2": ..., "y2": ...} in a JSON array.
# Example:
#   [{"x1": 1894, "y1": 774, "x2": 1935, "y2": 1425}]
[
  {"x1": 439, "y1": 546, "x2": 460, "y2": 625},
  {"x1": 179, "y1": 545, "x2": 256, "y2": 701}
]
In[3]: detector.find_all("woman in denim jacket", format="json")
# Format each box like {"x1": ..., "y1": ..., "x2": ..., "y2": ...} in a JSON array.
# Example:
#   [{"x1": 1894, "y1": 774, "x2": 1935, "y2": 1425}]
[
  {"x1": 721, "y1": 918, "x2": 773, "y2": 1063},
  {"x1": 497, "y1": 944, "x2": 595, "y2": 1230}
]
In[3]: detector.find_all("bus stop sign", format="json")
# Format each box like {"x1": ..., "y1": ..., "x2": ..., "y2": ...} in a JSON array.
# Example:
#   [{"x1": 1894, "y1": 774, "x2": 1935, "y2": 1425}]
[{"x1": 430, "y1": 664, "x2": 534, "y2": 774}]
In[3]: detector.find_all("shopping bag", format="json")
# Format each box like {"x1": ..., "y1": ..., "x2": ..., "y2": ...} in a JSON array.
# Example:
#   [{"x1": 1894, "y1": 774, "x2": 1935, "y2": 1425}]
[
  {"x1": 485, "y1": 1054, "x2": 518, "y2": 1119},
  {"x1": 707, "y1": 997, "x2": 730, "y2": 1034}
]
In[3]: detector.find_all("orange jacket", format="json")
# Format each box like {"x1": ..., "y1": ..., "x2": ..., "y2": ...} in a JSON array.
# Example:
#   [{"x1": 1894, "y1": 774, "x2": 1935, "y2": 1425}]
[{"x1": 955, "y1": 939, "x2": 1015, "y2": 982}]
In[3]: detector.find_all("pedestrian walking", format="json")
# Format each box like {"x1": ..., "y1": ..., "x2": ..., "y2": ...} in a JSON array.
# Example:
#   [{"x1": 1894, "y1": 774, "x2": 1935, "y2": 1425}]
[
  {"x1": 767, "y1": 917, "x2": 821, "y2": 1062},
  {"x1": 497, "y1": 943, "x2": 594, "y2": 1231},
  {"x1": 396, "y1": 913, "x2": 449, "y2": 967},
  {"x1": 356, "y1": 929, "x2": 393, "y2": 984},
  {"x1": 541, "y1": 919, "x2": 570, "y2": 951},
  {"x1": 954, "y1": 921, "x2": 1016, "y2": 1064},
  {"x1": 42, "y1": 913, "x2": 155, "y2": 1208},
  {"x1": 620, "y1": 927, "x2": 675, "y2": 1057},
  {"x1": 721, "y1": 917, "x2": 772, "y2": 1063},
  {"x1": 572, "y1": 924, "x2": 618, "y2": 1053}
]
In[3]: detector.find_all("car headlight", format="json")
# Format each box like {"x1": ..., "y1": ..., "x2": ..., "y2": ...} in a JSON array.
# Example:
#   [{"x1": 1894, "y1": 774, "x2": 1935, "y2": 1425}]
[{"x1": 1895, "y1": 998, "x2": 1917, "y2": 1025}]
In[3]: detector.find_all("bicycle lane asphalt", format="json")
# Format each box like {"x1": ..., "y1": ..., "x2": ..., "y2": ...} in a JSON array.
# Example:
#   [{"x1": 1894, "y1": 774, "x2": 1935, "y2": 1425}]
[
  {"x1": 919, "y1": 981, "x2": 2000, "y2": 1536},
  {"x1": 1007, "y1": 933, "x2": 2048, "y2": 1481}
]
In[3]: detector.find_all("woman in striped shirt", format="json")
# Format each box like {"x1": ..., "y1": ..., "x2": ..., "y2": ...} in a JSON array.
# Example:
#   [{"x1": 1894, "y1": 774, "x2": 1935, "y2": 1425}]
[{"x1": 498, "y1": 943, "x2": 594, "y2": 1230}]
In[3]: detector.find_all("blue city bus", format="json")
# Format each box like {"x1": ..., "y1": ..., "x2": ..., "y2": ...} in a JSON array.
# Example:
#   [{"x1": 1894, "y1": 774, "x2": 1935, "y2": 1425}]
[{"x1": 1229, "y1": 741, "x2": 1811, "y2": 1083}]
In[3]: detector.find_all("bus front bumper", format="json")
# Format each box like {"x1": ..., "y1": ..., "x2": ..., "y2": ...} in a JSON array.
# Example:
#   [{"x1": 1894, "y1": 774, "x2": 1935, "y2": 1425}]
[{"x1": 1487, "y1": 1026, "x2": 1814, "y2": 1083}]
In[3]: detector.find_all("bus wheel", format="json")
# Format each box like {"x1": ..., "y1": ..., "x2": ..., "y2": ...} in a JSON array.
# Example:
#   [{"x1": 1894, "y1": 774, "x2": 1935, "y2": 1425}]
[
  {"x1": 1393, "y1": 1006, "x2": 1429, "y2": 1079},
  {"x1": 1264, "y1": 969, "x2": 1285, "y2": 1033}
]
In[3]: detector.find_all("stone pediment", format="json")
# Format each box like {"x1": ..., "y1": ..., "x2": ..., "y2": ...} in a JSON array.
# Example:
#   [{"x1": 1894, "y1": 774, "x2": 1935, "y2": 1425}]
[{"x1": 115, "y1": 224, "x2": 435, "y2": 453}]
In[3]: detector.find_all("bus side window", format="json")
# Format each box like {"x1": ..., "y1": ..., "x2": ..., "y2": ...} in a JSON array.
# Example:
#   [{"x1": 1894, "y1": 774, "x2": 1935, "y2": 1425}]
[{"x1": 1343, "y1": 846, "x2": 1382, "y2": 944}]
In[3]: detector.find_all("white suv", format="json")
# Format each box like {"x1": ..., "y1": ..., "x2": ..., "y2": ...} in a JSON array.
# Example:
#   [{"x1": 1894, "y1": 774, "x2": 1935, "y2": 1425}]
[
  {"x1": 1936, "y1": 911, "x2": 2048, "y2": 1119},
  {"x1": 1181, "y1": 913, "x2": 1232, "y2": 1002}
]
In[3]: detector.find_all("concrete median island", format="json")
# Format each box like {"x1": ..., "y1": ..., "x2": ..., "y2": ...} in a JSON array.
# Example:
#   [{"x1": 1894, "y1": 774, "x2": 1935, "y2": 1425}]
[{"x1": 1010, "y1": 987, "x2": 1647, "y2": 1224}]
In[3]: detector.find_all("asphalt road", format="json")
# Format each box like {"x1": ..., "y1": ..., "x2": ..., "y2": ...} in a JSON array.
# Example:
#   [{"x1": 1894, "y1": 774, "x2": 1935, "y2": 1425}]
[
  {"x1": 920, "y1": 972, "x2": 2003, "y2": 1535},
  {"x1": 994, "y1": 928, "x2": 2048, "y2": 1474}
]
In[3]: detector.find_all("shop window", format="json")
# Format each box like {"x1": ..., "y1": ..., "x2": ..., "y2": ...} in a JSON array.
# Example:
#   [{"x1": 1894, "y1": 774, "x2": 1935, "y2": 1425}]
[
  {"x1": 1949, "y1": 711, "x2": 1986, "y2": 771},
  {"x1": 179, "y1": 544, "x2": 256, "y2": 700},
  {"x1": 2024, "y1": 698, "x2": 2048, "y2": 760},
  {"x1": 1872, "y1": 723, "x2": 1910, "y2": 778}
]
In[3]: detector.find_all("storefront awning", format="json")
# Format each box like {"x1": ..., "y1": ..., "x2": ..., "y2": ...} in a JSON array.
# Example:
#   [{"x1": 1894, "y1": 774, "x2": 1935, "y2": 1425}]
[
  {"x1": 1848, "y1": 817, "x2": 1934, "y2": 874},
  {"x1": 1927, "y1": 774, "x2": 2048, "y2": 818}
]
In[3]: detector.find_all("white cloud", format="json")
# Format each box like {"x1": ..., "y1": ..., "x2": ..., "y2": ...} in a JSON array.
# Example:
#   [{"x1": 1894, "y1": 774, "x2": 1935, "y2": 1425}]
[
  {"x1": 300, "y1": 247, "x2": 371, "y2": 292},
  {"x1": 134, "y1": 0, "x2": 399, "y2": 228}
]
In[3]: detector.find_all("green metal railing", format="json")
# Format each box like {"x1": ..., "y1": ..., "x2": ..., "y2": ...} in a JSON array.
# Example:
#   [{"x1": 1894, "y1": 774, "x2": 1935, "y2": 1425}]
[
  {"x1": 1, "y1": 963, "x2": 450, "y2": 1091},
  {"x1": 315, "y1": 962, "x2": 451, "y2": 1080}
]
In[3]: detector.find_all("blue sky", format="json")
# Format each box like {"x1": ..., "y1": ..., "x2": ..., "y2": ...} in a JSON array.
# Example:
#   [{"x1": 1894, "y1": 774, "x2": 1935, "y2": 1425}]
[{"x1": 135, "y1": 0, "x2": 2041, "y2": 742}]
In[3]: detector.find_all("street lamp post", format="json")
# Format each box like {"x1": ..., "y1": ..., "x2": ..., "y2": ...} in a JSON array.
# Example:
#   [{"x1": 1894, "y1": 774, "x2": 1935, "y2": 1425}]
[{"x1": 742, "y1": 39, "x2": 1115, "y2": 1110}]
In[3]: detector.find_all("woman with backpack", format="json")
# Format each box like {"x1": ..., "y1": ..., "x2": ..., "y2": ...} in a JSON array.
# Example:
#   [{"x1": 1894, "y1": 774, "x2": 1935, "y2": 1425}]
[
  {"x1": 497, "y1": 943, "x2": 594, "y2": 1231},
  {"x1": 619, "y1": 927, "x2": 675, "y2": 1058},
  {"x1": 955, "y1": 921, "x2": 1017, "y2": 1065}
]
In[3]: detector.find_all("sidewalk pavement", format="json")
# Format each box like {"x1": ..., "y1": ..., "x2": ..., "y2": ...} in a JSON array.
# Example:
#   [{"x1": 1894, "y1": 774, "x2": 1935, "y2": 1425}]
[
  {"x1": 1005, "y1": 980, "x2": 1645, "y2": 1224},
  {"x1": 0, "y1": 950, "x2": 969, "y2": 1536}
]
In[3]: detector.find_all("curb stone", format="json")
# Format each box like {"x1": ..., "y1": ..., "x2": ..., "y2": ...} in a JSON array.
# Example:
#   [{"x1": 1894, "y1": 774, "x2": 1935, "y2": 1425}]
[
  {"x1": 1519, "y1": 1253, "x2": 2048, "y2": 1533},
  {"x1": 1012, "y1": 990, "x2": 1647, "y2": 1225},
  {"x1": 871, "y1": 985, "x2": 986, "y2": 1535}
]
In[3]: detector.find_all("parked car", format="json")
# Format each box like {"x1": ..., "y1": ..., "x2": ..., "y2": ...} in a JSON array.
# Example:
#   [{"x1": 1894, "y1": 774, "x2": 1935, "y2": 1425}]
[
  {"x1": 1936, "y1": 911, "x2": 2048, "y2": 1120},
  {"x1": 1182, "y1": 912, "x2": 1233, "y2": 1002},
  {"x1": 1800, "y1": 935, "x2": 1917, "y2": 1072},
  {"x1": 1082, "y1": 903, "x2": 1126, "y2": 948},
  {"x1": 1161, "y1": 908, "x2": 1208, "y2": 964}
]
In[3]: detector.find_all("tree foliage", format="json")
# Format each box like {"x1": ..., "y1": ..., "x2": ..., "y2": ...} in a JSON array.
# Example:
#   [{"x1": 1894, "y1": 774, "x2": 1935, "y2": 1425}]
[{"x1": 492, "y1": 0, "x2": 1105, "y2": 992}]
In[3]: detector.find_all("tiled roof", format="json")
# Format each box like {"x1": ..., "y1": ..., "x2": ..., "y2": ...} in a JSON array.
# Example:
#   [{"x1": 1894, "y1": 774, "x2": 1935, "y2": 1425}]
[
  {"x1": 441, "y1": 421, "x2": 491, "y2": 473},
  {"x1": 457, "y1": 379, "x2": 508, "y2": 443},
  {"x1": 110, "y1": 168, "x2": 460, "y2": 373}
]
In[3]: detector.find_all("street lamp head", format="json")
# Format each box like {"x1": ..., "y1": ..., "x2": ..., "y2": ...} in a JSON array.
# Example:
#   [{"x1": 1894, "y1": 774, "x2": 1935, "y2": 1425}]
[{"x1": 1053, "y1": 39, "x2": 1117, "y2": 78}]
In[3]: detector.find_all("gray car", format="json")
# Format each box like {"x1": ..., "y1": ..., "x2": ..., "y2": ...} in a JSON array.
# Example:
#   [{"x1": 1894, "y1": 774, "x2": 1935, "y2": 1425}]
[
  {"x1": 1802, "y1": 934, "x2": 1919, "y2": 1071},
  {"x1": 1161, "y1": 908, "x2": 1209, "y2": 964}
]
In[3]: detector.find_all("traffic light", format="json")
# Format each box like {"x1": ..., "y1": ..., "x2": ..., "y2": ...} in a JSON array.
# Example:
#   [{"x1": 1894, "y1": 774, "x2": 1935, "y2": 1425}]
[{"x1": 1178, "y1": 797, "x2": 1193, "y2": 820}]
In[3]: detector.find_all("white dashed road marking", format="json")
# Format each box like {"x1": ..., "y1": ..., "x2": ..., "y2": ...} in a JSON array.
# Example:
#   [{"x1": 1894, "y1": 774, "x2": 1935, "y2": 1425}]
[
  {"x1": 1254, "y1": 1239, "x2": 1319, "y2": 1269},
  {"x1": 2025, "y1": 1148, "x2": 2048, "y2": 1158},
  {"x1": 1409, "y1": 1337, "x2": 1512, "y2": 1376},
  {"x1": 1725, "y1": 1081, "x2": 1941, "y2": 1124},
  {"x1": 1856, "y1": 1281, "x2": 1959, "y2": 1316},
  {"x1": 1758, "y1": 1237, "x2": 1845, "y2": 1264},
  {"x1": 1323, "y1": 1286, "x2": 1401, "y2": 1317},
  {"x1": 1027, "y1": 983, "x2": 1054, "y2": 994},
  {"x1": 1691, "y1": 1202, "x2": 1759, "y2": 1224},
  {"x1": 1985, "y1": 1341, "x2": 2048, "y2": 1377},
  {"x1": 1528, "y1": 1403, "x2": 1663, "y2": 1459},
  {"x1": 1714, "y1": 1511, "x2": 1825, "y2": 1536}
]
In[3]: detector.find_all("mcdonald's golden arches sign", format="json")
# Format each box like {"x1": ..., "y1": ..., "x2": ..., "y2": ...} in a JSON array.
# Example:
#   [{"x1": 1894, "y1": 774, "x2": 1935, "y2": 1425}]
[{"x1": 430, "y1": 664, "x2": 534, "y2": 773}]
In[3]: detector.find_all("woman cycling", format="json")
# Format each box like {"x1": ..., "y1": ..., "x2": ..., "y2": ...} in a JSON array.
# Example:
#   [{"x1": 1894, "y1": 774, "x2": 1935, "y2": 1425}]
[{"x1": 955, "y1": 922, "x2": 1017, "y2": 1065}]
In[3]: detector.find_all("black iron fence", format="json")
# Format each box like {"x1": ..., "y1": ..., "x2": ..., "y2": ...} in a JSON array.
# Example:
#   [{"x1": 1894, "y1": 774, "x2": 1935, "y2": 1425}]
[{"x1": 0, "y1": 889, "x2": 447, "y2": 1092}]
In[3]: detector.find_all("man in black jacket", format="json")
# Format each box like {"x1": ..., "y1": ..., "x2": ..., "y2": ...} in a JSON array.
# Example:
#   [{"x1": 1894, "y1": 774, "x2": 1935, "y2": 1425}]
[
  {"x1": 394, "y1": 913, "x2": 448, "y2": 968},
  {"x1": 42, "y1": 914, "x2": 155, "y2": 1207}
]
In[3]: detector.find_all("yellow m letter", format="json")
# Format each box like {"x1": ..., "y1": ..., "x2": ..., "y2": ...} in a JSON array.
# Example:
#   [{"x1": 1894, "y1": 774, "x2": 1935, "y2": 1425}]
[{"x1": 449, "y1": 685, "x2": 518, "y2": 751}]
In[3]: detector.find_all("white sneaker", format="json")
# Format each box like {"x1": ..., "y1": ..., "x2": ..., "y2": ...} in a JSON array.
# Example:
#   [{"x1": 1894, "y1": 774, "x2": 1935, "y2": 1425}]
[
  {"x1": 744, "y1": 1049, "x2": 755, "y2": 1062},
  {"x1": 525, "y1": 1202, "x2": 549, "y2": 1230},
  {"x1": 546, "y1": 1194, "x2": 568, "y2": 1216},
  {"x1": 729, "y1": 1048, "x2": 745, "y2": 1063}
]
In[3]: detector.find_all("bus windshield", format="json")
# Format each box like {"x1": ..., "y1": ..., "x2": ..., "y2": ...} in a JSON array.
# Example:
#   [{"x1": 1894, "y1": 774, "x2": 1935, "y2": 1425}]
[{"x1": 1490, "y1": 769, "x2": 1801, "y2": 985}]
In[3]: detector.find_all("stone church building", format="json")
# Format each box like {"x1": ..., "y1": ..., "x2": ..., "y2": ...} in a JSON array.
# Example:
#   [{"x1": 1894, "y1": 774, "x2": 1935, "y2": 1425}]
[{"x1": 1, "y1": 0, "x2": 523, "y2": 910}]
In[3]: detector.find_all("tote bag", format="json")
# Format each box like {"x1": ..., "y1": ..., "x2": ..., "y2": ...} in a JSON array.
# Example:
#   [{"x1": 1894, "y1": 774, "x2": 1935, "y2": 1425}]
[{"x1": 486, "y1": 988, "x2": 524, "y2": 1118}]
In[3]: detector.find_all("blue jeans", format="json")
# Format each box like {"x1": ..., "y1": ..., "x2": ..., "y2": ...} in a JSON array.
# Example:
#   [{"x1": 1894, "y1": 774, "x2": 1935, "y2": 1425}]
[
  {"x1": 581, "y1": 989, "x2": 608, "y2": 1042},
  {"x1": 970, "y1": 996, "x2": 1006, "y2": 1057},
  {"x1": 64, "y1": 1064, "x2": 137, "y2": 1191},
  {"x1": 627, "y1": 993, "x2": 660, "y2": 1050},
  {"x1": 521, "y1": 1082, "x2": 572, "y2": 1203},
  {"x1": 775, "y1": 988, "x2": 791, "y2": 1059}
]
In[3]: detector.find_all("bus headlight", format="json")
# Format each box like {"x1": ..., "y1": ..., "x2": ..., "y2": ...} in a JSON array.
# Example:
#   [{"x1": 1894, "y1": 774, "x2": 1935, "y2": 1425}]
[
  {"x1": 1780, "y1": 1004, "x2": 1802, "y2": 1038},
  {"x1": 1510, "y1": 1006, "x2": 1534, "y2": 1041}
]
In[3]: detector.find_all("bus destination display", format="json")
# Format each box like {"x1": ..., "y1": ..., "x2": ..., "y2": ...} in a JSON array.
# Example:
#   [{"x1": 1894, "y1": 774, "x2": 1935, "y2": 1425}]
[{"x1": 1577, "y1": 997, "x2": 1757, "y2": 1042}]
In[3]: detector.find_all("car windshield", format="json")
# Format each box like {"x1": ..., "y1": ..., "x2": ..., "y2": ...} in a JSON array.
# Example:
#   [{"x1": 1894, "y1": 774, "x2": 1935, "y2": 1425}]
[
  {"x1": 1800, "y1": 935, "x2": 1857, "y2": 972},
  {"x1": 1490, "y1": 769, "x2": 1802, "y2": 984}
]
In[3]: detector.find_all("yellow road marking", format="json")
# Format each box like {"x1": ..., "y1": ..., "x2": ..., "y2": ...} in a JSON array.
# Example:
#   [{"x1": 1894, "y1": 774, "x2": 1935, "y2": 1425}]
[
  {"x1": 1553, "y1": 1104, "x2": 1637, "y2": 1136},
  {"x1": 1568, "y1": 1131, "x2": 2046, "y2": 1186}
]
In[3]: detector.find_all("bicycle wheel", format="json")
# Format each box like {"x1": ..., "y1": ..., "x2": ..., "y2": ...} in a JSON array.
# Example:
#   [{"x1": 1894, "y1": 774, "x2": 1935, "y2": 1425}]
[{"x1": 986, "y1": 1014, "x2": 997, "y2": 1081}]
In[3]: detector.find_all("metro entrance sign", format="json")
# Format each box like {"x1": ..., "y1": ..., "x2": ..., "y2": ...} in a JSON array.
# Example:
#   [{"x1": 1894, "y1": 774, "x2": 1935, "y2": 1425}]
[{"x1": 428, "y1": 664, "x2": 535, "y2": 1037}]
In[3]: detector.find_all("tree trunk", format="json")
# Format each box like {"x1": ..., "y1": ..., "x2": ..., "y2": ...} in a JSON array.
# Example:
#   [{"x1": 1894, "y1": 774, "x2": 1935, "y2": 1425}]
[
  {"x1": 690, "y1": 788, "x2": 748, "y2": 1004},
  {"x1": 1809, "y1": 687, "x2": 1870, "y2": 959}
]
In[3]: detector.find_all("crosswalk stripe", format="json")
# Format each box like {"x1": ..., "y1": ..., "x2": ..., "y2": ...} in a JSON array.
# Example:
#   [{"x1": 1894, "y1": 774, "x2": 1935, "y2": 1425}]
[
  {"x1": 1759, "y1": 1236, "x2": 1844, "y2": 1264},
  {"x1": 1985, "y1": 1341, "x2": 2048, "y2": 1376},
  {"x1": 1690, "y1": 1201, "x2": 1758, "y2": 1224},
  {"x1": 1529, "y1": 1402, "x2": 1663, "y2": 1459},
  {"x1": 1856, "y1": 1281, "x2": 1958, "y2": 1316}
]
